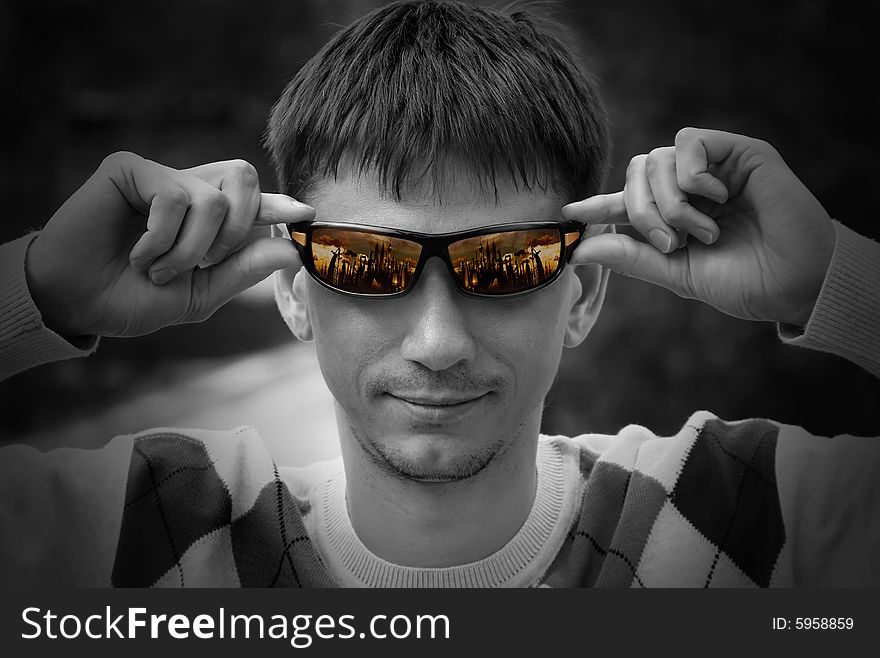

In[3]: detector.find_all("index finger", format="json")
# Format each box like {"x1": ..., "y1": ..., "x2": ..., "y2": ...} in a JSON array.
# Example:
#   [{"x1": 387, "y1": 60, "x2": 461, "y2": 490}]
[
  {"x1": 561, "y1": 192, "x2": 630, "y2": 225},
  {"x1": 254, "y1": 193, "x2": 316, "y2": 226}
]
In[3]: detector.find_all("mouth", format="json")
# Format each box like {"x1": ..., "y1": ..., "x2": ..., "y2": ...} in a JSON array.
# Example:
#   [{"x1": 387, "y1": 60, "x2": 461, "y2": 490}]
[
  {"x1": 384, "y1": 391, "x2": 490, "y2": 424},
  {"x1": 388, "y1": 392, "x2": 489, "y2": 407}
]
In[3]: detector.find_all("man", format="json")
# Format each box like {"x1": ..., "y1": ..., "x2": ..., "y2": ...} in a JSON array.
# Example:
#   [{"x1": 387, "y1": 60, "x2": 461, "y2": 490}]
[{"x1": 1, "y1": 0, "x2": 878, "y2": 587}]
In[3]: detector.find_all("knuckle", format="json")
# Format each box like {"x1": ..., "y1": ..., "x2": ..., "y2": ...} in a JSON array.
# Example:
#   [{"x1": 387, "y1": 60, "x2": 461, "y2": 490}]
[
  {"x1": 100, "y1": 150, "x2": 139, "y2": 172},
  {"x1": 626, "y1": 154, "x2": 647, "y2": 176},
  {"x1": 662, "y1": 200, "x2": 691, "y2": 228},
  {"x1": 200, "y1": 189, "x2": 230, "y2": 219},
  {"x1": 228, "y1": 159, "x2": 259, "y2": 185},
  {"x1": 645, "y1": 147, "x2": 675, "y2": 176},
  {"x1": 162, "y1": 188, "x2": 190, "y2": 209},
  {"x1": 751, "y1": 137, "x2": 780, "y2": 159},
  {"x1": 675, "y1": 126, "x2": 699, "y2": 146},
  {"x1": 644, "y1": 149, "x2": 662, "y2": 174}
]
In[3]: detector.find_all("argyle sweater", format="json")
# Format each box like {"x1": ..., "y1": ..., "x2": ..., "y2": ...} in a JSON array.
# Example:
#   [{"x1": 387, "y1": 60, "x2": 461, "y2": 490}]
[{"x1": 1, "y1": 222, "x2": 879, "y2": 587}]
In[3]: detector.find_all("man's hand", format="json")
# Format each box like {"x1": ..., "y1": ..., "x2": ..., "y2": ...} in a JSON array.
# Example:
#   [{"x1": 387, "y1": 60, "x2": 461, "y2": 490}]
[
  {"x1": 25, "y1": 152, "x2": 313, "y2": 338},
  {"x1": 563, "y1": 128, "x2": 835, "y2": 327}
]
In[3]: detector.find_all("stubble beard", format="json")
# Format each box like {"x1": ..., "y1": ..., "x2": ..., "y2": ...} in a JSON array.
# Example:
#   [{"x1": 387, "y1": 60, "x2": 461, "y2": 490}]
[{"x1": 352, "y1": 425, "x2": 509, "y2": 483}]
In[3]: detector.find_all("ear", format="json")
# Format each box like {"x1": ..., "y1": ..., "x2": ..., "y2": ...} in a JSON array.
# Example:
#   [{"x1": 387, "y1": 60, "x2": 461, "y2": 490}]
[
  {"x1": 271, "y1": 224, "x2": 314, "y2": 342},
  {"x1": 564, "y1": 260, "x2": 609, "y2": 348}
]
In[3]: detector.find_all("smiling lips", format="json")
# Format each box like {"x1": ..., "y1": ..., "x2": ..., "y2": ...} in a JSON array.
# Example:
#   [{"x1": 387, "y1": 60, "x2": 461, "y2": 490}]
[
  {"x1": 385, "y1": 391, "x2": 490, "y2": 424},
  {"x1": 388, "y1": 391, "x2": 488, "y2": 406}
]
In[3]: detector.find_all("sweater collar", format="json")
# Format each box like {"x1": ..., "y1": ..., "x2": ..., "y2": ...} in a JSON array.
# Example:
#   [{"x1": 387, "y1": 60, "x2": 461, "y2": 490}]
[{"x1": 314, "y1": 438, "x2": 575, "y2": 587}]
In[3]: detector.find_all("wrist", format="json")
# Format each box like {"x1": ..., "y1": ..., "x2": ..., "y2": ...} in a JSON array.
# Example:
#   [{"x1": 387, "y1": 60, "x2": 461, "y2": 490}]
[
  {"x1": 778, "y1": 221, "x2": 880, "y2": 376},
  {"x1": 24, "y1": 234, "x2": 85, "y2": 341},
  {"x1": 785, "y1": 287, "x2": 823, "y2": 330},
  {"x1": 779, "y1": 219, "x2": 835, "y2": 328}
]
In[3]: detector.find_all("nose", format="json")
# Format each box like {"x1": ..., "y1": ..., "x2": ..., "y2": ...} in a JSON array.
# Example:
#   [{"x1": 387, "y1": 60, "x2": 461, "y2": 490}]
[{"x1": 399, "y1": 257, "x2": 478, "y2": 371}]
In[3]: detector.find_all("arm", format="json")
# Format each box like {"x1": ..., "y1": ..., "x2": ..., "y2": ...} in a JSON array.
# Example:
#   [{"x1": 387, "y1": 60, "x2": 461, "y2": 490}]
[
  {"x1": 0, "y1": 153, "x2": 314, "y2": 585},
  {"x1": 0, "y1": 233, "x2": 98, "y2": 380},
  {"x1": 564, "y1": 127, "x2": 880, "y2": 378},
  {"x1": 772, "y1": 421, "x2": 880, "y2": 586},
  {"x1": 777, "y1": 220, "x2": 880, "y2": 377},
  {"x1": 564, "y1": 129, "x2": 880, "y2": 586},
  {"x1": 775, "y1": 224, "x2": 880, "y2": 581},
  {"x1": 0, "y1": 153, "x2": 313, "y2": 382},
  {"x1": 0, "y1": 436, "x2": 134, "y2": 586}
]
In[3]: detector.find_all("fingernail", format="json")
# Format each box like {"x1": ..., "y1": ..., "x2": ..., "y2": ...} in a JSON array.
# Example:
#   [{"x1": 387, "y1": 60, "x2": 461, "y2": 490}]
[
  {"x1": 150, "y1": 268, "x2": 176, "y2": 285},
  {"x1": 692, "y1": 228, "x2": 717, "y2": 245},
  {"x1": 648, "y1": 228, "x2": 673, "y2": 253},
  {"x1": 293, "y1": 202, "x2": 316, "y2": 217}
]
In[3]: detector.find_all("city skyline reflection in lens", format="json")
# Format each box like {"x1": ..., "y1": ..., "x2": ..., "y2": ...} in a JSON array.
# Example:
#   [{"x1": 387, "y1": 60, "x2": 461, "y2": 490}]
[
  {"x1": 311, "y1": 228, "x2": 421, "y2": 294},
  {"x1": 448, "y1": 229, "x2": 562, "y2": 295}
]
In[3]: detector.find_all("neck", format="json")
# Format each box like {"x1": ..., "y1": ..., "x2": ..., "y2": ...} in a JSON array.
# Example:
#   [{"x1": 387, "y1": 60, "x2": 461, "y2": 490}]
[{"x1": 338, "y1": 412, "x2": 540, "y2": 568}]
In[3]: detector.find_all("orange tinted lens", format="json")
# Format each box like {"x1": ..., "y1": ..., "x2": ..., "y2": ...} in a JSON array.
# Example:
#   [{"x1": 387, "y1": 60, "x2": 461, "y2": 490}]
[
  {"x1": 448, "y1": 228, "x2": 563, "y2": 295},
  {"x1": 311, "y1": 228, "x2": 421, "y2": 294}
]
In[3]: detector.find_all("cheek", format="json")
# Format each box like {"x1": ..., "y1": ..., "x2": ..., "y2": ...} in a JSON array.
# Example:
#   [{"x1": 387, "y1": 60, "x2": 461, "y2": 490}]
[
  {"x1": 474, "y1": 284, "x2": 571, "y2": 399},
  {"x1": 307, "y1": 284, "x2": 389, "y2": 404}
]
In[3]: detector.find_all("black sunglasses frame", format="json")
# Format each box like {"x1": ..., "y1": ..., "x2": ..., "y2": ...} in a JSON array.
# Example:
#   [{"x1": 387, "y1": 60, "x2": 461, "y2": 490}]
[{"x1": 285, "y1": 220, "x2": 586, "y2": 299}]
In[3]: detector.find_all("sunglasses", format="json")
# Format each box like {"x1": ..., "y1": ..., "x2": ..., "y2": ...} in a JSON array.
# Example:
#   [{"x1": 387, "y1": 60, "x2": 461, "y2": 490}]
[{"x1": 286, "y1": 220, "x2": 585, "y2": 298}]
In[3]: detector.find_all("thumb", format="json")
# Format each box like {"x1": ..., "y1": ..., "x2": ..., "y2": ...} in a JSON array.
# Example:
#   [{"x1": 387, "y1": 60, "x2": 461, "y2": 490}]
[
  {"x1": 571, "y1": 232, "x2": 692, "y2": 297},
  {"x1": 195, "y1": 237, "x2": 302, "y2": 311}
]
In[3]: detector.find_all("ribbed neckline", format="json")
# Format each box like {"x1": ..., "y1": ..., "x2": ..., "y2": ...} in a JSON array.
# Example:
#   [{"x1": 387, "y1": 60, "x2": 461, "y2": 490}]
[{"x1": 315, "y1": 439, "x2": 572, "y2": 587}]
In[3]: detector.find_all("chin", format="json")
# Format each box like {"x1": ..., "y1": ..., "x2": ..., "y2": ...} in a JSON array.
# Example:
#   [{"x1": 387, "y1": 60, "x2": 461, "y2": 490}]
[{"x1": 371, "y1": 433, "x2": 504, "y2": 483}]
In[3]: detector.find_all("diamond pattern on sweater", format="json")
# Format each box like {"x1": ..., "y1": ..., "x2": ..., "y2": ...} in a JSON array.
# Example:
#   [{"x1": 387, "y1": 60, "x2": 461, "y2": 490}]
[
  {"x1": 229, "y1": 469, "x2": 334, "y2": 588},
  {"x1": 636, "y1": 500, "x2": 720, "y2": 587},
  {"x1": 594, "y1": 469, "x2": 668, "y2": 587},
  {"x1": 669, "y1": 419, "x2": 784, "y2": 587},
  {"x1": 709, "y1": 549, "x2": 759, "y2": 587},
  {"x1": 153, "y1": 526, "x2": 240, "y2": 587},
  {"x1": 552, "y1": 461, "x2": 665, "y2": 587},
  {"x1": 111, "y1": 434, "x2": 232, "y2": 587},
  {"x1": 541, "y1": 417, "x2": 787, "y2": 588},
  {"x1": 108, "y1": 418, "x2": 789, "y2": 588},
  {"x1": 111, "y1": 432, "x2": 335, "y2": 588}
]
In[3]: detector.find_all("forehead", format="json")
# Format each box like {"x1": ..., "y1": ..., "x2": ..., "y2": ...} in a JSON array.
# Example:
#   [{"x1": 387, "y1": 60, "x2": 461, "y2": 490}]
[{"x1": 307, "y1": 167, "x2": 567, "y2": 234}]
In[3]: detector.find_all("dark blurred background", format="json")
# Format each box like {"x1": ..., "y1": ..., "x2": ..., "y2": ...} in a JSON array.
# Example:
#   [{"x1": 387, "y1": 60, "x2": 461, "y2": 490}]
[{"x1": 1, "y1": 0, "x2": 878, "y2": 459}]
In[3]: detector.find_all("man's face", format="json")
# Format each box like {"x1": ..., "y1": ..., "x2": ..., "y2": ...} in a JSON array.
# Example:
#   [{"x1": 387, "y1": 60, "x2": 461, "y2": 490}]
[{"x1": 294, "y1": 170, "x2": 584, "y2": 482}]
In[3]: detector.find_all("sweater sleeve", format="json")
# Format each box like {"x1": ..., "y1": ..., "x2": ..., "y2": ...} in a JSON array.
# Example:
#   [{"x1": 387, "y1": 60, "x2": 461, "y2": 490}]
[
  {"x1": 0, "y1": 434, "x2": 134, "y2": 586},
  {"x1": 771, "y1": 422, "x2": 880, "y2": 586},
  {"x1": 778, "y1": 220, "x2": 880, "y2": 377},
  {"x1": 0, "y1": 232, "x2": 98, "y2": 380}
]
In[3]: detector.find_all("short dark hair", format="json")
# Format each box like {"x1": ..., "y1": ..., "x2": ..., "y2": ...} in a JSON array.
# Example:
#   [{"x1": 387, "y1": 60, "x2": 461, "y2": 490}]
[{"x1": 266, "y1": 0, "x2": 610, "y2": 204}]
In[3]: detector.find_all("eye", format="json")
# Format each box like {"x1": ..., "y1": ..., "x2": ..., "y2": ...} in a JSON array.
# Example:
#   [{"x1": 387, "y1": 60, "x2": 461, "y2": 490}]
[
  {"x1": 310, "y1": 228, "x2": 422, "y2": 294},
  {"x1": 447, "y1": 229, "x2": 564, "y2": 295}
]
